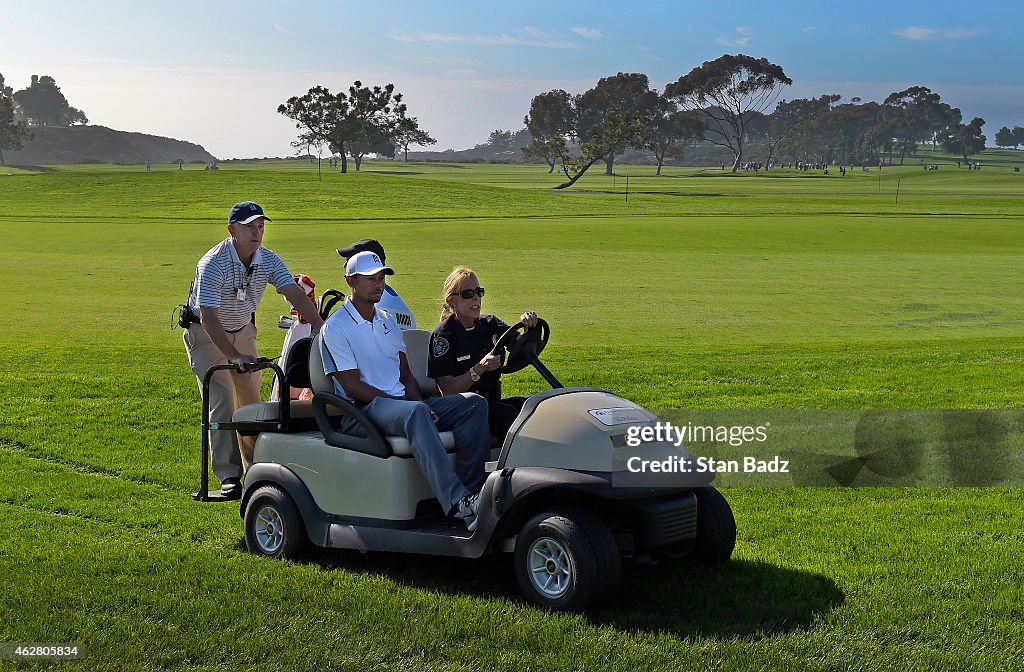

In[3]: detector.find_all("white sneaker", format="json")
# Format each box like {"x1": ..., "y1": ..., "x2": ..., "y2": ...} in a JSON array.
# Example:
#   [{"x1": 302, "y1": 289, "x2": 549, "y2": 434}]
[{"x1": 454, "y1": 493, "x2": 480, "y2": 532}]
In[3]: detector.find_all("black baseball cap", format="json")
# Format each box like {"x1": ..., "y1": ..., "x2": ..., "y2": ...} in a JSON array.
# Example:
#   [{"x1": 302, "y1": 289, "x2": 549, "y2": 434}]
[{"x1": 337, "y1": 239, "x2": 386, "y2": 264}]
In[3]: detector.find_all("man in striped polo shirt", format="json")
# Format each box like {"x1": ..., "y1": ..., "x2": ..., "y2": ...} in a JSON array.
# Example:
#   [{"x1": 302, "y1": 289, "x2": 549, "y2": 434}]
[{"x1": 183, "y1": 201, "x2": 324, "y2": 498}]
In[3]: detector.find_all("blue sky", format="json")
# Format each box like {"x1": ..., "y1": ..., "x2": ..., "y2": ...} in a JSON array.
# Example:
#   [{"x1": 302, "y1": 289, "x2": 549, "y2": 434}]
[{"x1": 1, "y1": 0, "x2": 1020, "y2": 158}]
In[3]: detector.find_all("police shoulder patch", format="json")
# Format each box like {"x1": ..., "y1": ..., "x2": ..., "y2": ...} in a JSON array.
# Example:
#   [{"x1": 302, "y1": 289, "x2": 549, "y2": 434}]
[{"x1": 431, "y1": 336, "x2": 450, "y2": 358}]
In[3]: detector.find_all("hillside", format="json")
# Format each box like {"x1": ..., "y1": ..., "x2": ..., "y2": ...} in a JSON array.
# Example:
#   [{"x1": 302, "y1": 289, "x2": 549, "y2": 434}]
[{"x1": 4, "y1": 125, "x2": 216, "y2": 165}]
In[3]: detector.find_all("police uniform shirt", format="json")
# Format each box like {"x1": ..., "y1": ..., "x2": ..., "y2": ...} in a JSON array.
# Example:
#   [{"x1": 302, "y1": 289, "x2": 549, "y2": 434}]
[
  {"x1": 428, "y1": 314, "x2": 509, "y2": 401},
  {"x1": 321, "y1": 299, "x2": 407, "y2": 401},
  {"x1": 190, "y1": 239, "x2": 293, "y2": 332}
]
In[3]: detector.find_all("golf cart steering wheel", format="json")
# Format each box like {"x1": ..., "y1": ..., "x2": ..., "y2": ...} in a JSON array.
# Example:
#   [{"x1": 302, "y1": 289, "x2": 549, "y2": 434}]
[{"x1": 492, "y1": 319, "x2": 550, "y2": 374}]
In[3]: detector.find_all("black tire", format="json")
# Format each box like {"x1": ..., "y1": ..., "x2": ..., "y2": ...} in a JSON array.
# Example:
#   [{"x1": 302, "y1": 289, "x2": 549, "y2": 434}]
[
  {"x1": 244, "y1": 485, "x2": 306, "y2": 559},
  {"x1": 514, "y1": 509, "x2": 621, "y2": 611},
  {"x1": 690, "y1": 486, "x2": 736, "y2": 565}
]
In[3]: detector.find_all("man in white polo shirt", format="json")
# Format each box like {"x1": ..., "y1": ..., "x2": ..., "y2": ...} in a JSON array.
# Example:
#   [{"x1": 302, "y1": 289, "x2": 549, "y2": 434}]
[
  {"x1": 321, "y1": 251, "x2": 488, "y2": 531},
  {"x1": 183, "y1": 201, "x2": 324, "y2": 499}
]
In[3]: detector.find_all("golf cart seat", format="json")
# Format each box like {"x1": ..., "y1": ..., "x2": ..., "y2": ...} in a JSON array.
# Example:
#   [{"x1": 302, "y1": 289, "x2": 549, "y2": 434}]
[
  {"x1": 231, "y1": 337, "x2": 317, "y2": 431},
  {"x1": 309, "y1": 330, "x2": 456, "y2": 457}
]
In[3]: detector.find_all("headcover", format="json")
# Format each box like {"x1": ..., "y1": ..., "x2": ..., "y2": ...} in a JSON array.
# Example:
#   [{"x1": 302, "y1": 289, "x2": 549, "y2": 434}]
[{"x1": 288, "y1": 274, "x2": 316, "y2": 323}]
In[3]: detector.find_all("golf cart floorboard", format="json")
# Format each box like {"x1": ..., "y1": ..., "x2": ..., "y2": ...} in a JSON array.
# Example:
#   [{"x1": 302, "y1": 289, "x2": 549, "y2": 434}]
[{"x1": 326, "y1": 520, "x2": 482, "y2": 557}]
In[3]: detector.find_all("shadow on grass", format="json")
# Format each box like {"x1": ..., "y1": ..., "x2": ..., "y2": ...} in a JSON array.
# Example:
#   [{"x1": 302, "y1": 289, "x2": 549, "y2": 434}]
[
  {"x1": 569, "y1": 190, "x2": 728, "y2": 197},
  {"x1": 5, "y1": 164, "x2": 59, "y2": 173},
  {"x1": 597, "y1": 558, "x2": 843, "y2": 637},
  {"x1": 367, "y1": 170, "x2": 425, "y2": 176},
  {"x1": 279, "y1": 541, "x2": 842, "y2": 637}
]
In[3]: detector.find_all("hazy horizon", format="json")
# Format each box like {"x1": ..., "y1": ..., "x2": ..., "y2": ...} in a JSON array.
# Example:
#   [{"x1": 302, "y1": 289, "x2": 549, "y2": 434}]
[{"x1": 2, "y1": 0, "x2": 1021, "y2": 159}]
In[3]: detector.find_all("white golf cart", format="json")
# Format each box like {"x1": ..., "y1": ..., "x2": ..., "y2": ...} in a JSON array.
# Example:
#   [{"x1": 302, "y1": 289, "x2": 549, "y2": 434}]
[{"x1": 194, "y1": 301, "x2": 735, "y2": 611}]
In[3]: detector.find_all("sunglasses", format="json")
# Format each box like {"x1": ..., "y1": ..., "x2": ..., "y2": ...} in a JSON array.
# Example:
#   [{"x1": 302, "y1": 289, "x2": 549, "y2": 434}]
[{"x1": 456, "y1": 287, "x2": 485, "y2": 299}]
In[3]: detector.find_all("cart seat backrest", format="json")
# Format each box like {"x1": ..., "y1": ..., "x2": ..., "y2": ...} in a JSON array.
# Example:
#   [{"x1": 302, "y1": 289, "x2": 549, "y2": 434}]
[
  {"x1": 402, "y1": 329, "x2": 439, "y2": 398},
  {"x1": 308, "y1": 330, "x2": 439, "y2": 398},
  {"x1": 309, "y1": 333, "x2": 334, "y2": 395},
  {"x1": 284, "y1": 337, "x2": 313, "y2": 390}
]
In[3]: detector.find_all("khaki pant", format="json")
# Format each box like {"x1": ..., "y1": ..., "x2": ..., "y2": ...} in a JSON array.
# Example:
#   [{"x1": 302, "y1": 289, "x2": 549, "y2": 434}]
[{"x1": 183, "y1": 322, "x2": 261, "y2": 482}]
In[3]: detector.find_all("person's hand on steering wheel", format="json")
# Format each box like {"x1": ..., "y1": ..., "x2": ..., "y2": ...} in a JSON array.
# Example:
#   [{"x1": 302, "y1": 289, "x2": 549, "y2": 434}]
[
  {"x1": 520, "y1": 311, "x2": 539, "y2": 328},
  {"x1": 475, "y1": 351, "x2": 502, "y2": 374}
]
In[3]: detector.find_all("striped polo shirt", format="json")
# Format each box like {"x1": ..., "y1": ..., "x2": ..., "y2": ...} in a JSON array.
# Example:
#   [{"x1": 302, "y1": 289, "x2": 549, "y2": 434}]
[{"x1": 189, "y1": 238, "x2": 294, "y2": 332}]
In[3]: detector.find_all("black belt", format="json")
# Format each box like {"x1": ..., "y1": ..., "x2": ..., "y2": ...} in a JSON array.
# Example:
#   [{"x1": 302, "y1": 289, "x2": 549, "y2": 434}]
[
  {"x1": 226, "y1": 313, "x2": 257, "y2": 333},
  {"x1": 188, "y1": 311, "x2": 255, "y2": 333}
]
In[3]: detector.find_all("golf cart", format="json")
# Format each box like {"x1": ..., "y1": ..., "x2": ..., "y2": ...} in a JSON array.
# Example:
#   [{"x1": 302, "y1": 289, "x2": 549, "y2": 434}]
[{"x1": 195, "y1": 299, "x2": 736, "y2": 611}]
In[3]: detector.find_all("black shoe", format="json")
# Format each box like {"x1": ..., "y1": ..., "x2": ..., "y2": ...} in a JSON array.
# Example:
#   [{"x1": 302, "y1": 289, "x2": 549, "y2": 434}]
[{"x1": 220, "y1": 477, "x2": 242, "y2": 500}]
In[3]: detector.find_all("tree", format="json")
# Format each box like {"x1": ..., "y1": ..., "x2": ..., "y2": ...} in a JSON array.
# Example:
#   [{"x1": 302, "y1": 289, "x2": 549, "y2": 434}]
[
  {"x1": 940, "y1": 117, "x2": 986, "y2": 163},
  {"x1": 12, "y1": 75, "x2": 88, "y2": 126},
  {"x1": 995, "y1": 126, "x2": 1017, "y2": 149},
  {"x1": 646, "y1": 98, "x2": 703, "y2": 175},
  {"x1": 757, "y1": 94, "x2": 839, "y2": 168},
  {"x1": 393, "y1": 116, "x2": 436, "y2": 161},
  {"x1": 523, "y1": 89, "x2": 575, "y2": 173},
  {"x1": 882, "y1": 87, "x2": 958, "y2": 163},
  {"x1": 278, "y1": 81, "x2": 407, "y2": 173},
  {"x1": 548, "y1": 110, "x2": 648, "y2": 189},
  {"x1": 577, "y1": 72, "x2": 658, "y2": 174},
  {"x1": 1015, "y1": 127, "x2": 1024, "y2": 149},
  {"x1": 785, "y1": 99, "x2": 887, "y2": 166},
  {"x1": 0, "y1": 73, "x2": 32, "y2": 165},
  {"x1": 348, "y1": 138, "x2": 395, "y2": 171},
  {"x1": 521, "y1": 139, "x2": 558, "y2": 172},
  {"x1": 665, "y1": 54, "x2": 792, "y2": 172},
  {"x1": 486, "y1": 129, "x2": 514, "y2": 148}
]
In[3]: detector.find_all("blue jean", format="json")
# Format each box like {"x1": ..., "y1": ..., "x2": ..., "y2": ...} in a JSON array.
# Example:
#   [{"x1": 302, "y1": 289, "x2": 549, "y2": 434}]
[{"x1": 360, "y1": 393, "x2": 489, "y2": 512}]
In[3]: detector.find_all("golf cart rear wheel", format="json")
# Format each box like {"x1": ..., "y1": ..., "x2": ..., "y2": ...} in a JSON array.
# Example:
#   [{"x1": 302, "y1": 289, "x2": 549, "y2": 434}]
[
  {"x1": 514, "y1": 509, "x2": 621, "y2": 611},
  {"x1": 244, "y1": 485, "x2": 305, "y2": 559}
]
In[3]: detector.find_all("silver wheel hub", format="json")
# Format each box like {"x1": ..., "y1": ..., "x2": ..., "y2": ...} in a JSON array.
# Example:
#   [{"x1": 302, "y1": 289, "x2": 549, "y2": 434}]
[
  {"x1": 255, "y1": 505, "x2": 284, "y2": 554},
  {"x1": 528, "y1": 536, "x2": 572, "y2": 598}
]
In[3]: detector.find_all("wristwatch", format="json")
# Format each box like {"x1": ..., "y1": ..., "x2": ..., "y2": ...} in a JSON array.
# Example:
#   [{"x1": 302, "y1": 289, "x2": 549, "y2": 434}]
[{"x1": 469, "y1": 365, "x2": 481, "y2": 382}]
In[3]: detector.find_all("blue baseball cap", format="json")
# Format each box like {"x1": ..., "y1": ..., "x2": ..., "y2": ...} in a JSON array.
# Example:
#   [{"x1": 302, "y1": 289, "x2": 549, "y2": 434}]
[{"x1": 228, "y1": 201, "x2": 272, "y2": 225}]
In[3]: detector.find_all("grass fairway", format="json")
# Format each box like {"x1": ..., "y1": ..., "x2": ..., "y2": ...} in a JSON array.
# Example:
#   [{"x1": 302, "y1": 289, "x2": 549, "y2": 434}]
[{"x1": 1, "y1": 159, "x2": 1022, "y2": 670}]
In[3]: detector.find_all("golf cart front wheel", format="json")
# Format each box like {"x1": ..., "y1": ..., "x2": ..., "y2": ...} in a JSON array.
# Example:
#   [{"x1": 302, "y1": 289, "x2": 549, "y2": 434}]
[
  {"x1": 690, "y1": 486, "x2": 736, "y2": 564},
  {"x1": 244, "y1": 485, "x2": 305, "y2": 559},
  {"x1": 656, "y1": 487, "x2": 736, "y2": 564},
  {"x1": 514, "y1": 509, "x2": 621, "y2": 611}
]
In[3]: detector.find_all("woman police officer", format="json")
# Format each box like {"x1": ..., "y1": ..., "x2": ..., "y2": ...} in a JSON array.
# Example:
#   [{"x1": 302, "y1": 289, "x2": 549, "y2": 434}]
[{"x1": 427, "y1": 266, "x2": 539, "y2": 440}]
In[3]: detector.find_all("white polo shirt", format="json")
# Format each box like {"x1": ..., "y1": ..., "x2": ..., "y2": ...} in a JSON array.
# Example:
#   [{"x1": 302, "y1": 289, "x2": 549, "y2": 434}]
[{"x1": 321, "y1": 299, "x2": 406, "y2": 401}]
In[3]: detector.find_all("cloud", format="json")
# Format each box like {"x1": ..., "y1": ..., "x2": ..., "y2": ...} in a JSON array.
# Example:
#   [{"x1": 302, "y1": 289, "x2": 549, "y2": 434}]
[
  {"x1": 716, "y1": 26, "x2": 752, "y2": 47},
  {"x1": 389, "y1": 26, "x2": 581, "y2": 49},
  {"x1": 570, "y1": 27, "x2": 603, "y2": 39},
  {"x1": 803, "y1": 26, "x2": 817, "y2": 33},
  {"x1": 892, "y1": 26, "x2": 983, "y2": 41},
  {"x1": 273, "y1": 23, "x2": 295, "y2": 36},
  {"x1": 638, "y1": 44, "x2": 663, "y2": 61}
]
